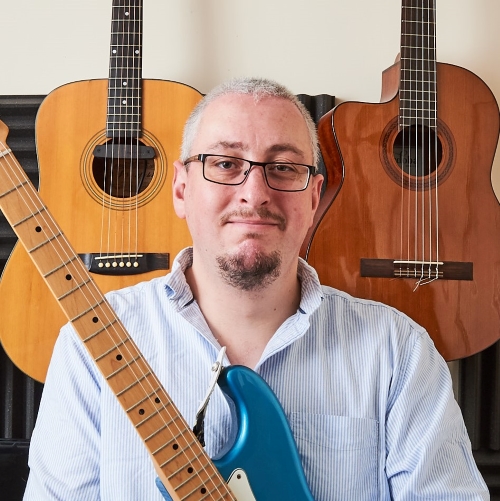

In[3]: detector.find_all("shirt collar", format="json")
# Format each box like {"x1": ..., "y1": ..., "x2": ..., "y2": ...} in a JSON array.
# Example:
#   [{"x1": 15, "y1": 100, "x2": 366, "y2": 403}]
[{"x1": 165, "y1": 247, "x2": 324, "y2": 314}]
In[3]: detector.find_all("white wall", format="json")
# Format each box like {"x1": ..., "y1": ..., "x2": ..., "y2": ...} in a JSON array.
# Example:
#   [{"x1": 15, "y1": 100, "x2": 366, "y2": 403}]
[{"x1": 1, "y1": 0, "x2": 499, "y2": 188}]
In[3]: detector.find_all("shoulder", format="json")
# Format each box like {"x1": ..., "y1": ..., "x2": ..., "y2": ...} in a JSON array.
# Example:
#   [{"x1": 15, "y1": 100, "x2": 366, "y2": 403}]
[{"x1": 314, "y1": 284, "x2": 435, "y2": 368}]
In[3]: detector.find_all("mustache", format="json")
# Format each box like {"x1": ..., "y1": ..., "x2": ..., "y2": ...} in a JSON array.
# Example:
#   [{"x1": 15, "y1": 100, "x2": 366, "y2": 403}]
[{"x1": 220, "y1": 208, "x2": 286, "y2": 231}]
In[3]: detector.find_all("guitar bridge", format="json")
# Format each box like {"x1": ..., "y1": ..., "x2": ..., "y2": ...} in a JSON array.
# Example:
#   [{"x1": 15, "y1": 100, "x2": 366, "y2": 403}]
[
  {"x1": 360, "y1": 258, "x2": 473, "y2": 281},
  {"x1": 79, "y1": 252, "x2": 169, "y2": 275}
]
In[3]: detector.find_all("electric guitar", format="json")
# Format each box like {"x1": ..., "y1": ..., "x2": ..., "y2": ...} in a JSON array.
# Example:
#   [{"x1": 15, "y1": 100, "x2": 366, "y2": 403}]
[
  {"x1": 0, "y1": 121, "x2": 315, "y2": 500},
  {"x1": 0, "y1": 0, "x2": 202, "y2": 382},
  {"x1": 302, "y1": 0, "x2": 500, "y2": 360}
]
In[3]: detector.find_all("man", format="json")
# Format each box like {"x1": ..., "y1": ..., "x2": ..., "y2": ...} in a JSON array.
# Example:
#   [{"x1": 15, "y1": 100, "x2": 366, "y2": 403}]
[{"x1": 24, "y1": 77, "x2": 488, "y2": 500}]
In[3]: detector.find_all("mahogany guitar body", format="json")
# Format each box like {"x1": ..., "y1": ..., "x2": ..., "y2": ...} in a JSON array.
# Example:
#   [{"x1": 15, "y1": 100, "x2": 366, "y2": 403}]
[
  {"x1": 305, "y1": 62, "x2": 500, "y2": 360},
  {"x1": 0, "y1": 79, "x2": 202, "y2": 381}
]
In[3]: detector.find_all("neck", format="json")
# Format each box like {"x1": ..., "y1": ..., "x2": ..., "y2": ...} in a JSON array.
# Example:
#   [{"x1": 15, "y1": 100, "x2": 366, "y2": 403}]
[{"x1": 185, "y1": 252, "x2": 301, "y2": 368}]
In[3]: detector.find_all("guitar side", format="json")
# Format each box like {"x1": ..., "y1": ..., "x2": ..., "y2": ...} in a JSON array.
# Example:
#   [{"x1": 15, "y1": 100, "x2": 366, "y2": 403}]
[
  {"x1": 0, "y1": 79, "x2": 202, "y2": 382},
  {"x1": 306, "y1": 62, "x2": 500, "y2": 360},
  {"x1": 215, "y1": 366, "x2": 315, "y2": 501}
]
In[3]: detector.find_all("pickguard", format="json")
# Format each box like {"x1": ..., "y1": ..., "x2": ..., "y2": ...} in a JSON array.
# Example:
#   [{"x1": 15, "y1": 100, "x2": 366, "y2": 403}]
[{"x1": 227, "y1": 469, "x2": 257, "y2": 501}]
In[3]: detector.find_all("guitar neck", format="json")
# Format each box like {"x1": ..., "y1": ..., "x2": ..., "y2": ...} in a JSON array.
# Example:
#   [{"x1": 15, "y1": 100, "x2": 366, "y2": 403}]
[
  {"x1": 107, "y1": 0, "x2": 143, "y2": 138},
  {"x1": 399, "y1": 0, "x2": 437, "y2": 128},
  {"x1": 0, "y1": 125, "x2": 234, "y2": 500}
]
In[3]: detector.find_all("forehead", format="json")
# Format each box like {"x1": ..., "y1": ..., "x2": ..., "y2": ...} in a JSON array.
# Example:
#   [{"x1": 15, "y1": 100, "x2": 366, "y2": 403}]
[{"x1": 192, "y1": 93, "x2": 312, "y2": 160}]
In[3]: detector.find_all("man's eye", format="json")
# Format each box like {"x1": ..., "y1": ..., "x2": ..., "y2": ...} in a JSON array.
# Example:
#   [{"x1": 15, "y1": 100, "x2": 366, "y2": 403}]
[
  {"x1": 216, "y1": 160, "x2": 236, "y2": 170},
  {"x1": 270, "y1": 163, "x2": 296, "y2": 173}
]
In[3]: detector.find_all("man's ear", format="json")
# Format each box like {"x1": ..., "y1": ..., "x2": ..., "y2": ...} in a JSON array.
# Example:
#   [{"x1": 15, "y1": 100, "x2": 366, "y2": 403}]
[
  {"x1": 311, "y1": 173, "x2": 324, "y2": 215},
  {"x1": 172, "y1": 159, "x2": 187, "y2": 219}
]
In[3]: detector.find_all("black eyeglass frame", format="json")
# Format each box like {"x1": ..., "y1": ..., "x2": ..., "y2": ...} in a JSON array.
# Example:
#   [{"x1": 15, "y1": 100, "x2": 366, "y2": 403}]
[{"x1": 184, "y1": 153, "x2": 317, "y2": 192}]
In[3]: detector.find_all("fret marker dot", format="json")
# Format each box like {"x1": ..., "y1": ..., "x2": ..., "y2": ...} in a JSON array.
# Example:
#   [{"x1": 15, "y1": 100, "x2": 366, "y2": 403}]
[
  {"x1": 155, "y1": 397, "x2": 160, "y2": 404},
  {"x1": 201, "y1": 488, "x2": 207, "y2": 495},
  {"x1": 123, "y1": 82, "x2": 127, "y2": 86},
  {"x1": 92, "y1": 317, "x2": 99, "y2": 323},
  {"x1": 135, "y1": 50, "x2": 139, "y2": 55},
  {"x1": 35, "y1": 226, "x2": 42, "y2": 232},
  {"x1": 125, "y1": 11, "x2": 129, "y2": 16},
  {"x1": 138, "y1": 408, "x2": 145, "y2": 415},
  {"x1": 187, "y1": 467, "x2": 193, "y2": 474},
  {"x1": 65, "y1": 274, "x2": 72, "y2": 281},
  {"x1": 112, "y1": 49, "x2": 117, "y2": 54},
  {"x1": 122, "y1": 100, "x2": 126, "y2": 105},
  {"x1": 172, "y1": 444, "x2": 179, "y2": 450},
  {"x1": 116, "y1": 354, "x2": 122, "y2": 361}
]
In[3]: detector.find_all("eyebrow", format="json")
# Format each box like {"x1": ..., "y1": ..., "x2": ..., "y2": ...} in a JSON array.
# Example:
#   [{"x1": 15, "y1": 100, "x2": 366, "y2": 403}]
[{"x1": 206, "y1": 141, "x2": 306, "y2": 159}]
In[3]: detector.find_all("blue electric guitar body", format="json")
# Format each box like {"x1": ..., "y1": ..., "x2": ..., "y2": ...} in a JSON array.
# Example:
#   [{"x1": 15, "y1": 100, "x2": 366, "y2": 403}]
[{"x1": 214, "y1": 366, "x2": 315, "y2": 500}]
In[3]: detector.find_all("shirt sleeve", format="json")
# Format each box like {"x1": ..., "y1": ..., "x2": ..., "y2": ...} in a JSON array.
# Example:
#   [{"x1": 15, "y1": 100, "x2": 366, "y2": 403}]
[
  {"x1": 23, "y1": 324, "x2": 102, "y2": 500},
  {"x1": 385, "y1": 330, "x2": 488, "y2": 500}
]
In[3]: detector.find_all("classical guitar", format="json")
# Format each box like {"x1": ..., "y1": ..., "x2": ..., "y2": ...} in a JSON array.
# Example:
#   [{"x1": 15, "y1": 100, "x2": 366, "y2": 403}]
[
  {"x1": 302, "y1": 0, "x2": 500, "y2": 360},
  {"x1": 0, "y1": 121, "x2": 315, "y2": 500},
  {"x1": 0, "y1": 0, "x2": 202, "y2": 382}
]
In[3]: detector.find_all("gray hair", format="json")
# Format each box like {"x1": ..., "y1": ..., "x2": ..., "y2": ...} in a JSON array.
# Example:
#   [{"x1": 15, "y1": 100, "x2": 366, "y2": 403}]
[{"x1": 180, "y1": 77, "x2": 319, "y2": 168}]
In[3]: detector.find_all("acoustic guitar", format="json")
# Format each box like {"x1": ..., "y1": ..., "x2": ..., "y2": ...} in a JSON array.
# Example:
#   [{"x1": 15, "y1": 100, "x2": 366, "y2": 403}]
[
  {"x1": 302, "y1": 0, "x2": 500, "y2": 360},
  {"x1": 0, "y1": 0, "x2": 202, "y2": 382},
  {"x1": 0, "y1": 120, "x2": 315, "y2": 500}
]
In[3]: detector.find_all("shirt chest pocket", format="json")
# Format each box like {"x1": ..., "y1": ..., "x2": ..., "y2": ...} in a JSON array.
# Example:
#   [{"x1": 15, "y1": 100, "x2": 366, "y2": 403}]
[{"x1": 289, "y1": 413, "x2": 380, "y2": 501}]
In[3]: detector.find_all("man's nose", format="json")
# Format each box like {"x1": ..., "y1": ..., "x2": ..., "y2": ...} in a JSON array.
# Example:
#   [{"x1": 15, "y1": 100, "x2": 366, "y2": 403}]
[{"x1": 239, "y1": 164, "x2": 271, "y2": 203}]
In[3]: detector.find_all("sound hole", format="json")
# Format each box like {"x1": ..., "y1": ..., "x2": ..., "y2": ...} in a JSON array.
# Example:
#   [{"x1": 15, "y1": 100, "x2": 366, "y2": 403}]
[
  {"x1": 92, "y1": 139, "x2": 156, "y2": 199},
  {"x1": 393, "y1": 125, "x2": 442, "y2": 177}
]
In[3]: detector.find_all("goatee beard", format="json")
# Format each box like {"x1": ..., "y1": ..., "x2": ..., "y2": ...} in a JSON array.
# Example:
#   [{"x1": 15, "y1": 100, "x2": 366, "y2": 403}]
[{"x1": 216, "y1": 250, "x2": 282, "y2": 291}]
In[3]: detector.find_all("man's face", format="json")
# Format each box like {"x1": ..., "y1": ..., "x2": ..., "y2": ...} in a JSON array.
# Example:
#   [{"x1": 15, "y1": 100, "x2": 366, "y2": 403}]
[{"x1": 173, "y1": 93, "x2": 323, "y2": 288}]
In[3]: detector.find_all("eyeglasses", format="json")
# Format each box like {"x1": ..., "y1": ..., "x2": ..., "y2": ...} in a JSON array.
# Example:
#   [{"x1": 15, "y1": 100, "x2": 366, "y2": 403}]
[{"x1": 184, "y1": 154, "x2": 316, "y2": 192}]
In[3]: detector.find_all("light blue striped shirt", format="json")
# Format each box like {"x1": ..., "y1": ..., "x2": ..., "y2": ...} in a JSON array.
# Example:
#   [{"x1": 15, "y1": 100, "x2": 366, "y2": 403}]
[{"x1": 24, "y1": 247, "x2": 488, "y2": 500}]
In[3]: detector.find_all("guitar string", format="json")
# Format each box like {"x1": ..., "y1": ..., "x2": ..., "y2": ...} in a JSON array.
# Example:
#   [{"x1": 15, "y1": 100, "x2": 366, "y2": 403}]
[
  {"x1": 133, "y1": 0, "x2": 140, "y2": 268},
  {"x1": 401, "y1": 0, "x2": 440, "y2": 287},
  {"x1": 416, "y1": 0, "x2": 440, "y2": 286},
  {"x1": 102, "y1": 0, "x2": 116, "y2": 268},
  {"x1": 413, "y1": 0, "x2": 426, "y2": 287},
  {"x1": 123, "y1": 0, "x2": 130, "y2": 265},
  {"x1": 418, "y1": 0, "x2": 425, "y2": 283},
  {"x1": 120, "y1": 0, "x2": 129, "y2": 266},
  {"x1": 399, "y1": 0, "x2": 406, "y2": 265},
  {"x1": 0, "y1": 144, "x2": 232, "y2": 500},
  {"x1": 125, "y1": 0, "x2": 134, "y2": 267},
  {"x1": 432, "y1": 0, "x2": 440, "y2": 281}
]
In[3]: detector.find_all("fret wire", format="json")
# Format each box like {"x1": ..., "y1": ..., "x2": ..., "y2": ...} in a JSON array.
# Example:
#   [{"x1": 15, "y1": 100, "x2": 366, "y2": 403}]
[
  {"x1": 126, "y1": 385, "x2": 164, "y2": 412},
  {"x1": 11, "y1": 207, "x2": 45, "y2": 227},
  {"x1": 71, "y1": 299, "x2": 106, "y2": 323},
  {"x1": 153, "y1": 423, "x2": 198, "y2": 457},
  {"x1": 0, "y1": 179, "x2": 29, "y2": 199},
  {"x1": 106, "y1": 353, "x2": 144, "y2": 379},
  {"x1": 182, "y1": 468, "x2": 220, "y2": 499},
  {"x1": 95, "y1": 337, "x2": 129, "y2": 362},
  {"x1": 57, "y1": 277, "x2": 92, "y2": 300},
  {"x1": 43, "y1": 255, "x2": 79, "y2": 278},
  {"x1": 135, "y1": 407, "x2": 164, "y2": 428},
  {"x1": 81, "y1": 318, "x2": 118, "y2": 341},
  {"x1": 160, "y1": 436, "x2": 203, "y2": 468},
  {"x1": 145, "y1": 422, "x2": 170, "y2": 443},
  {"x1": 28, "y1": 233, "x2": 60, "y2": 253},
  {"x1": 115, "y1": 371, "x2": 150, "y2": 396}
]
